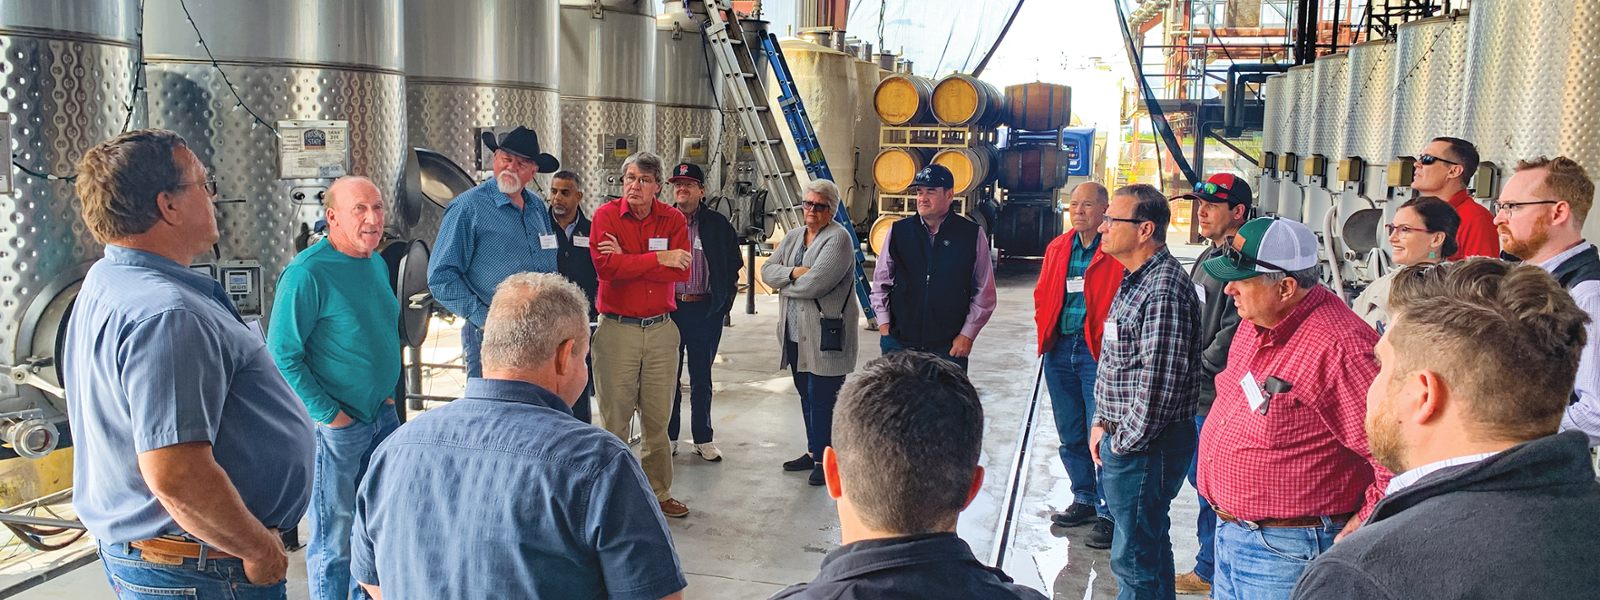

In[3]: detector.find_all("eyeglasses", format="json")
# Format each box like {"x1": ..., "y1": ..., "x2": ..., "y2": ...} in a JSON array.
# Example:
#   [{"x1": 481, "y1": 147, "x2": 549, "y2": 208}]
[
  {"x1": 1495, "y1": 200, "x2": 1559, "y2": 216},
  {"x1": 1105, "y1": 216, "x2": 1147, "y2": 226},
  {"x1": 1417, "y1": 154, "x2": 1459, "y2": 167},
  {"x1": 622, "y1": 175, "x2": 658, "y2": 187},
  {"x1": 1384, "y1": 224, "x2": 1433, "y2": 236},
  {"x1": 179, "y1": 178, "x2": 218, "y2": 196},
  {"x1": 801, "y1": 201, "x2": 832, "y2": 212},
  {"x1": 1223, "y1": 235, "x2": 1291, "y2": 273},
  {"x1": 1194, "y1": 181, "x2": 1233, "y2": 197}
]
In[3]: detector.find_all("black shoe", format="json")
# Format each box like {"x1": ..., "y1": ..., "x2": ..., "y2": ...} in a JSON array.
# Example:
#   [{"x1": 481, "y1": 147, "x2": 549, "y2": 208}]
[
  {"x1": 808, "y1": 464, "x2": 826, "y2": 486},
  {"x1": 1051, "y1": 502, "x2": 1099, "y2": 528},
  {"x1": 1085, "y1": 518, "x2": 1114, "y2": 549},
  {"x1": 784, "y1": 454, "x2": 815, "y2": 472}
]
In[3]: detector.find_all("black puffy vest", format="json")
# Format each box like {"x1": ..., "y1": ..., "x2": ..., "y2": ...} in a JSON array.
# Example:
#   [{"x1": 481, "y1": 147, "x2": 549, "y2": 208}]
[
  {"x1": 886, "y1": 214, "x2": 979, "y2": 349},
  {"x1": 1551, "y1": 245, "x2": 1600, "y2": 290}
]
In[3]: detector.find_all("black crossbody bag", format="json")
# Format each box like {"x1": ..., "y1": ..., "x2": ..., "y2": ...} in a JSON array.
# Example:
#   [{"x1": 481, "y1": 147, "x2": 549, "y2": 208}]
[{"x1": 813, "y1": 291, "x2": 850, "y2": 352}]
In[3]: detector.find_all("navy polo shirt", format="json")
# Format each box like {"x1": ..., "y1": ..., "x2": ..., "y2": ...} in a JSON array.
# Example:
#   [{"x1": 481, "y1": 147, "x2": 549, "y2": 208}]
[{"x1": 350, "y1": 378, "x2": 686, "y2": 599}]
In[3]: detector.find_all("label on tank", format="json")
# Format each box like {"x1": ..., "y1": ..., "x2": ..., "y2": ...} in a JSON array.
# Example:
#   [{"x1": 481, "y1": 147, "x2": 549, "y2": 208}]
[{"x1": 278, "y1": 120, "x2": 350, "y2": 179}]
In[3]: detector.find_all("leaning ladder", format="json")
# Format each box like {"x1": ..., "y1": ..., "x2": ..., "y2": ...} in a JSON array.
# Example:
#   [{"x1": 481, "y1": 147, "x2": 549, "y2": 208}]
[{"x1": 688, "y1": 0, "x2": 878, "y2": 324}]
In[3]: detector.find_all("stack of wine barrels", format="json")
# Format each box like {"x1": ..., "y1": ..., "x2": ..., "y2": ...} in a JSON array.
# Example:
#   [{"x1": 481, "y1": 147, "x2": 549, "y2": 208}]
[{"x1": 998, "y1": 82, "x2": 1072, "y2": 195}]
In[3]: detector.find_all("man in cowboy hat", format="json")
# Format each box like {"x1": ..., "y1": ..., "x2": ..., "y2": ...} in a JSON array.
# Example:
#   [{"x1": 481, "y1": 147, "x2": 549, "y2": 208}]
[{"x1": 429, "y1": 126, "x2": 564, "y2": 377}]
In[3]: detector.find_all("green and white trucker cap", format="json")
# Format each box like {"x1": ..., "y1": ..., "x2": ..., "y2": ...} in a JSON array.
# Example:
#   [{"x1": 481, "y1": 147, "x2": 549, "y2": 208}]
[{"x1": 1201, "y1": 217, "x2": 1320, "y2": 282}]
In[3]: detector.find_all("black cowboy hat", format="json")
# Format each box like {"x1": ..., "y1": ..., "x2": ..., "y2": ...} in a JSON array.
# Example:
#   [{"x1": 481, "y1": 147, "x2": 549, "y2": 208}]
[{"x1": 481, "y1": 126, "x2": 560, "y2": 173}]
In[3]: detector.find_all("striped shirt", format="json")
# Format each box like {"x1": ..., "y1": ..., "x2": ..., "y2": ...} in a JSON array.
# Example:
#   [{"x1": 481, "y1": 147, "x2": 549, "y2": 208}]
[
  {"x1": 1093, "y1": 247, "x2": 1203, "y2": 453},
  {"x1": 1058, "y1": 233, "x2": 1100, "y2": 337},
  {"x1": 676, "y1": 209, "x2": 711, "y2": 296},
  {"x1": 427, "y1": 179, "x2": 558, "y2": 327}
]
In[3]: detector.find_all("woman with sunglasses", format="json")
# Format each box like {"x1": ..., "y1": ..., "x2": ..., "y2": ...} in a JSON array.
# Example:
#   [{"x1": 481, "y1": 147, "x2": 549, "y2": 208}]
[
  {"x1": 760, "y1": 179, "x2": 860, "y2": 486},
  {"x1": 1354, "y1": 196, "x2": 1461, "y2": 331}
]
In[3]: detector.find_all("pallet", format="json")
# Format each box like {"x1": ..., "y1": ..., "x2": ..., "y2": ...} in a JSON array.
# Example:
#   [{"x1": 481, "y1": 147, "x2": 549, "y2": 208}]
[{"x1": 879, "y1": 125, "x2": 998, "y2": 149}]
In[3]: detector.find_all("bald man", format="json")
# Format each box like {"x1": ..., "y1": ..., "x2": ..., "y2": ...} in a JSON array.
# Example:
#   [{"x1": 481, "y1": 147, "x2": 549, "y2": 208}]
[{"x1": 266, "y1": 176, "x2": 402, "y2": 600}]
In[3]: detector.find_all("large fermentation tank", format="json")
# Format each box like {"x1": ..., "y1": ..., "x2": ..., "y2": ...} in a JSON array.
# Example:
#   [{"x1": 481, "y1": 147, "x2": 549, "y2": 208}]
[
  {"x1": 1304, "y1": 53, "x2": 1349, "y2": 233},
  {"x1": 144, "y1": 0, "x2": 407, "y2": 326},
  {"x1": 774, "y1": 38, "x2": 879, "y2": 224},
  {"x1": 1388, "y1": 14, "x2": 1470, "y2": 178},
  {"x1": 0, "y1": 1, "x2": 143, "y2": 458},
  {"x1": 655, "y1": 2, "x2": 735, "y2": 198},
  {"x1": 1277, "y1": 65, "x2": 1315, "y2": 222},
  {"x1": 1257, "y1": 74, "x2": 1289, "y2": 216},
  {"x1": 1463, "y1": 0, "x2": 1600, "y2": 240},
  {"x1": 560, "y1": 0, "x2": 657, "y2": 210},
  {"x1": 1341, "y1": 40, "x2": 1397, "y2": 201},
  {"x1": 405, "y1": 0, "x2": 562, "y2": 241}
]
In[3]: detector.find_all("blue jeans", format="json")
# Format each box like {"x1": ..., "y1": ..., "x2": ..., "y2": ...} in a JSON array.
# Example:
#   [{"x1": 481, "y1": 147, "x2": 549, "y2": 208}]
[
  {"x1": 786, "y1": 340, "x2": 845, "y2": 460},
  {"x1": 1212, "y1": 517, "x2": 1343, "y2": 600},
  {"x1": 308, "y1": 405, "x2": 400, "y2": 600},
  {"x1": 670, "y1": 300, "x2": 723, "y2": 444},
  {"x1": 1188, "y1": 415, "x2": 1216, "y2": 581},
  {"x1": 462, "y1": 321, "x2": 483, "y2": 378},
  {"x1": 99, "y1": 540, "x2": 287, "y2": 600},
  {"x1": 1099, "y1": 421, "x2": 1196, "y2": 600},
  {"x1": 1043, "y1": 338, "x2": 1107, "y2": 519},
  {"x1": 879, "y1": 334, "x2": 969, "y2": 372}
]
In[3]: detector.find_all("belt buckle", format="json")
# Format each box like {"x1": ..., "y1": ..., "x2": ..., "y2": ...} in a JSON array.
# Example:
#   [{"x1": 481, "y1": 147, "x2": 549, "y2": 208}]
[{"x1": 642, "y1": 314, "x2": 663, "y2": 327}]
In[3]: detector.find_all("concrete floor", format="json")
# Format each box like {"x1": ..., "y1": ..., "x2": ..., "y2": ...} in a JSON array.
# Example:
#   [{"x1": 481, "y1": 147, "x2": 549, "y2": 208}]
[{"x1": 18, "y1": 244, "x2": 1216, "y2": 600}]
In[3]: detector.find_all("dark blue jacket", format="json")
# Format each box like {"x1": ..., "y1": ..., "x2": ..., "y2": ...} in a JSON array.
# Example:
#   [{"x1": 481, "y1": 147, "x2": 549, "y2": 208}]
[
  {"x1": 551, "y1": 211, "x2": 598, "y2": 317},
  {"x1": 768, "y1": 533, "x2": 1047, "y2": 600}
]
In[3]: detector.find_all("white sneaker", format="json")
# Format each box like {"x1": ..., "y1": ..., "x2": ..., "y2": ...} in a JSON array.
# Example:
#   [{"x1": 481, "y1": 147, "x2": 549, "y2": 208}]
[
  {"x1": 691, "y1": 442, "x2": 723, "y2": 462},
  {"x1": 671, "y1": 441, "x2": 679, "y2": 455}
]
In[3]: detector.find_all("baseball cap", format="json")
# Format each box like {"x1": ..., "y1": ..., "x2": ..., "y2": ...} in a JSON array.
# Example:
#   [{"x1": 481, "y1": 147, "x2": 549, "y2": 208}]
[
  {"x1": 1178, "y1": 173, "x2": 1253, "y2": 208},
  {"x1": 1201, "y1": 217, "x2": 1320, "y2": 282},
  {"x1": 668, "y1": 162, "x2": 705, "y2": 185},
  {"x1": 911, "y1": 164, "x2": 955, "y2": 190}
]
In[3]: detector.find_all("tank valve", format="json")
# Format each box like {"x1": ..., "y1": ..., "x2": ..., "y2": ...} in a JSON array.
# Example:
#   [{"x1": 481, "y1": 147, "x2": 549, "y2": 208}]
[{"x1": 1, "y1": 415, "x2": 58, "y2": 459}]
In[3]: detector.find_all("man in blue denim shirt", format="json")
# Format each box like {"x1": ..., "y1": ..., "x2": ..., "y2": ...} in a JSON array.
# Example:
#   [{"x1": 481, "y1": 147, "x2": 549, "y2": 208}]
[
  {"x1": 352, "y1": 272, "x2": 686, "y2": 600},
  {"x1": 67, "y1": 129, "x2": 313, "y2": 599},
  {"x1": 428, "y1": 126, "x2": 561, "y2": 377}
]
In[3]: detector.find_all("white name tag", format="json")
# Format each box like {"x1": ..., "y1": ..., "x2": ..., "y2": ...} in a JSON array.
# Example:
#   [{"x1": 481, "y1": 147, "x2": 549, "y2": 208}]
[
  {"x1": 648, "y1": 237, "x2": 669, "y2": 251},
  {"x1": 1195, "y1": 283, "x2": 1208, "y2": 307},
  {"x1": 539, "y1": 234, "x2": 558, "y2": 250},
  {"x1": 1241, "y1": 371, "x2": 1267, "y2": 413},
  {"x1": 574, "y1": 235, "x2": 590, "y2": 248},
  {"x1": 1103, "y1": 319, "x2": 1118, "y2": 342},
  {"x1": 694, "y1": 237, "x2": 704, "y2": 250},
  {"x1": 1066, "y1": 278, "x2": 1085, "y2": 294}
]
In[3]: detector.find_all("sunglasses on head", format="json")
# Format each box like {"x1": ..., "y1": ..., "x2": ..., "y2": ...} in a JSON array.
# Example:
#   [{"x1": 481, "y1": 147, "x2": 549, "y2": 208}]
[
  {"x1": 1417, "y1": 154, "x2": 1459, "y2": 167},
  {"x1": 1194, "y1": 181, "x2": 1233, "y2": 197},
  {"x1": 1223, "y1": 235, "x2": 1290, "y2": 273}
]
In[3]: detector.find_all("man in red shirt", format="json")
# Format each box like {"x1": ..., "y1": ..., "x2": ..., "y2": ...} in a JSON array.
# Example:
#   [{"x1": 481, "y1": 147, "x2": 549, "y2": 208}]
[
  {"x1": 1410, "y1": 136, "x2": 1497, "y2": 259},
  {"x1": 1197, "y1": 217, "x2": 1393, "y2": 600},
  {"x1": 590, "y1": 151, "x2": 693, "y2": 518}
]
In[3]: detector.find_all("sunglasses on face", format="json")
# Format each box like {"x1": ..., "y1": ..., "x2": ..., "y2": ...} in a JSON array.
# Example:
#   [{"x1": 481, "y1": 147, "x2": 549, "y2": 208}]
[
  {"x1": 1223, "y1": 235, "x2": 1290, "y2": 273},
  {"x1": 1385, "y1": 224, "x2": 1433, "y2": 236},
  {"x1": 802, "y1": 201, "x2": 832, "y2": 212},
  {"x1": 1417, "y1": 154, "x2": 1459, "y2": 167}
]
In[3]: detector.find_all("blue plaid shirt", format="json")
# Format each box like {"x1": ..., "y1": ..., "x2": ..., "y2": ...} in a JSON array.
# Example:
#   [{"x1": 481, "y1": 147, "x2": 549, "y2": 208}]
[
  {"x1": 427, "y1": 179, "x2": 558, "y2": 327},
  {"x1": 1093, "y1": 247, "x2": 1203, "y2": 453},
  {"x1": 1058, "y1": 232, "x2": 1100, "y2": 337}
]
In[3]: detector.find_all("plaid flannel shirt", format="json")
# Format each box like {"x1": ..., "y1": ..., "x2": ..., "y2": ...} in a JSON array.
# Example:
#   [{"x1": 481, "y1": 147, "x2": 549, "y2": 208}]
[
  {"x1": 1093, "y1": 247, "x2": 1203, "y2": 453},
  {"x1": 1058, "y1": 233, "x2": 1100, "y2": 337}
]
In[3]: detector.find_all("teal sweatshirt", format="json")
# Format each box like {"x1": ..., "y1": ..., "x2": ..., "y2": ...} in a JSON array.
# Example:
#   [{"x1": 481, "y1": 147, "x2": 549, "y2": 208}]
[{"x1": 267, "y1": 238, "x2": 401, "y2": 424}]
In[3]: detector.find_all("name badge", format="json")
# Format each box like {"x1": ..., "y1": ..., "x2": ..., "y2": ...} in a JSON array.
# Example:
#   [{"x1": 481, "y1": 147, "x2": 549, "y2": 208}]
[
  {"x1": 574, "y1": 235, "x2": 590, "y2": 248},
  {"x1": 1065, "y1": 278, "x2": 1085, "y2": 294},
  {"x1": 649, "y1": 237, "x2": 669, "y2": 251},
  {"x1": 694, "y1": 237, "x2": 704, "y2": 250},
  {"x1": 539, "y1": 234, "x2": 558, "y2": 250},
  {"x1": 1241, "y1": 371, "x2": 1268, "y2": 413},
  {"x1": 1195, "y1": 283, "x2": 1208, "y2": 307},
  {"x1": 1103, "y1": 319, "x2": 1118, "y2": 342}
]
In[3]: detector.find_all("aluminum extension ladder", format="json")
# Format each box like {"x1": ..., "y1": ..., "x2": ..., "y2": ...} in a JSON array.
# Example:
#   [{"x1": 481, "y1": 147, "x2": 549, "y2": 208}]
[{"x1": 687, "y1": 0, "x2": 878, "y2": 325}]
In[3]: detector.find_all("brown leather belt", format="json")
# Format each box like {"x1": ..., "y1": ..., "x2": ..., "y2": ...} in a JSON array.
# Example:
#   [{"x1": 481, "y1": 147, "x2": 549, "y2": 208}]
[
  {"x1": 130, "y1": 536, "x2": 234, "y2": 564},
  {"x1": 676, "y1": 293, "x2": 709, "y2": 302},
  {"x1": 1212, "y1": 505, "x2": 1355, "y2": 529}
]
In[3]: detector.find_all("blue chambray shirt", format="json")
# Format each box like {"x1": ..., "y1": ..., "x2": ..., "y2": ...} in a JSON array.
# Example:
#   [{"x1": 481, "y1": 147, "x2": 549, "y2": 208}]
[
  {"x1": 64, "y1": 246, "x2": 314, "y2": 544},
  {"x1": 427, "y1": 179, "x2": 559, "y2": 326},
  {"x1": 350, "y1": 378, "x2": 687, "y2": 600}
]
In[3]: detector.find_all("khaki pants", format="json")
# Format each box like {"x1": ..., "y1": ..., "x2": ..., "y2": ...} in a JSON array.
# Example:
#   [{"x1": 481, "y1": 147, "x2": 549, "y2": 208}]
[{"x1": 593, "y1": 316, "x2": 680, "y2": 501}]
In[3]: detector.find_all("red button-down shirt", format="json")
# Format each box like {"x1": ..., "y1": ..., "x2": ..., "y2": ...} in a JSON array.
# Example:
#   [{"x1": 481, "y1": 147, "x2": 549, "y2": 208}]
[
  {"x1": 1447, "y1": 189, "x2": 1500, "y2": 260},
  {"x1": 1197, "y1": 286, "x2": 1393, "y2": 522},
  {"x1": 590, "y1": 198, "x2": 690, "y2": 318}
]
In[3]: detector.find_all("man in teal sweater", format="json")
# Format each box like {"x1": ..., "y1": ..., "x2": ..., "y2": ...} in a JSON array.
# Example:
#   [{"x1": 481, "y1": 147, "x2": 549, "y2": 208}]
[{"x1": 267, "y1": 176, "x2": 401, "y2": 600}]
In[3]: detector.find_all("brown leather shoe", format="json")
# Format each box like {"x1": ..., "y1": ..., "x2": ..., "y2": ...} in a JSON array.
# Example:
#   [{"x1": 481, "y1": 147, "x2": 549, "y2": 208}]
[
  {"x1": 659, "y1": 498, "x2": 690, "y2": 518},
  {"x1": 1174, "y1": 571, "x2": 1212, "y2": 594}
]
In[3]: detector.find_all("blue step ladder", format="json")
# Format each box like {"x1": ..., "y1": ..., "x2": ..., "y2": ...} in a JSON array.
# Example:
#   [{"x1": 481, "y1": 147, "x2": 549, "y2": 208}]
[{"x1": 688, "y1": 0, "x2": 878, "y2": 325}]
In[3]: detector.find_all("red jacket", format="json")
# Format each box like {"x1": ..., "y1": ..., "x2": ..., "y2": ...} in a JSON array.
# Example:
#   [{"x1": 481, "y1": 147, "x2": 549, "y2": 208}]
[
  {"x1": 1035, "y1": 230, "x2": 1124, "y2": 359},
  {"x1": 1447, "y1": 189, "x2": 1500, "y2": 260}
]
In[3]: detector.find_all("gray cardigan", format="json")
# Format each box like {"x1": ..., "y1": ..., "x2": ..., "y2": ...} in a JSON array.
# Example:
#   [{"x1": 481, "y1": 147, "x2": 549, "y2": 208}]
[{"x1": 760, "y1": 222, "x2": 859, "y2": 377}]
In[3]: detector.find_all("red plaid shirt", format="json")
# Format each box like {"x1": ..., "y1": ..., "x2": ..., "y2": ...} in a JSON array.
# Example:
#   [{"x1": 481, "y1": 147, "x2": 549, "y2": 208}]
[{"x1": 1197, "y1": 286, "x2": 1393, "y2": 522}]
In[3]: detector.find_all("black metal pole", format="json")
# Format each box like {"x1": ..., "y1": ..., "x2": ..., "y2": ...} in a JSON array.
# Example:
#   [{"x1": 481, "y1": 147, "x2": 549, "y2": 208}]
[
  {"x1": 406, "y1": 345, "x2": 424, "y2": 410},
  {"x1": 745, "y1": 241, "x2": 757, "y2": 314}
]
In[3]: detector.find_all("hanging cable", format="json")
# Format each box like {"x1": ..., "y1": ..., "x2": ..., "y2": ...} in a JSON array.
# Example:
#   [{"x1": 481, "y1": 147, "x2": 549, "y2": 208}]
[
  {"x1": 177, "y1": 0, "x2": 278, "y2": 135},
  {"x1": 1115, "y1": 0, "x2": 1199, "y2": 189},
  {"x1": 971, "y1": 0, "x2": 1026, "y2": 77},
  {"x1": 121, "y1": 0, "x2": 147, "y2": 133}
]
